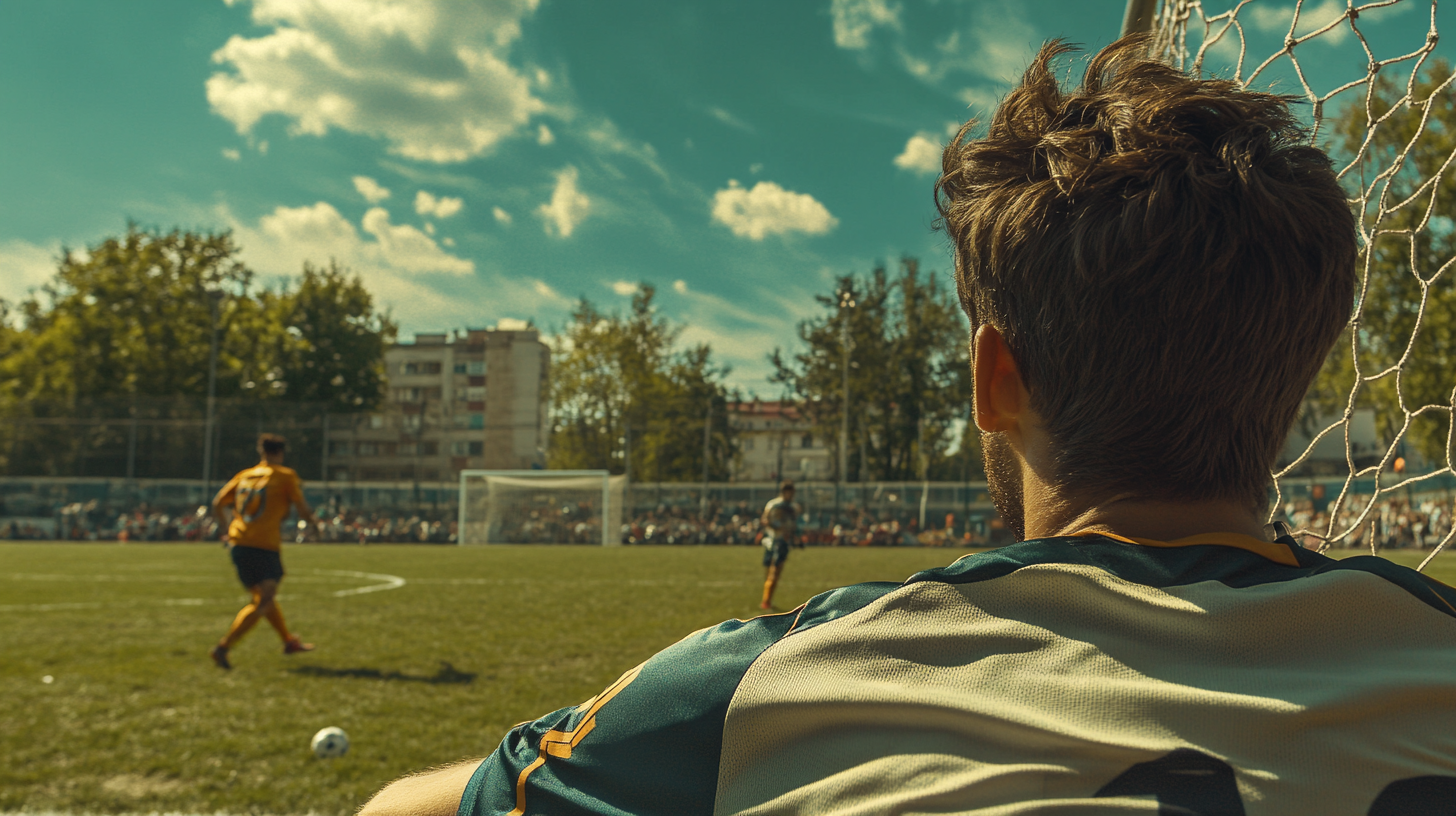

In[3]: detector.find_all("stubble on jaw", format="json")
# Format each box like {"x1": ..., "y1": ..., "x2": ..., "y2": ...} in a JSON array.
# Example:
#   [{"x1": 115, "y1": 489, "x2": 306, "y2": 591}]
[{"x1": 982, "y1": 431, "x2": 1025, "y2": 542}]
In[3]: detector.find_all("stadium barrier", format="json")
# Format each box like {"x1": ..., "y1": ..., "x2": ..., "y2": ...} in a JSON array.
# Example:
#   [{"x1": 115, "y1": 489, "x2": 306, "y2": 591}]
[{"x1": 5, "y1": 474, "x2": 1455, "y2": 549}]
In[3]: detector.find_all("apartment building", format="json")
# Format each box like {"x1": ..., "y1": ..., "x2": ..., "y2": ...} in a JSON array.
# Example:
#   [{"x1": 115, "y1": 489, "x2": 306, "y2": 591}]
[
  {"x1": 325, "y1": 322, "x2": 549, "y2": 482},
  {"x1": 728, "y1": 400, "x2": 832, "y2": 482}
]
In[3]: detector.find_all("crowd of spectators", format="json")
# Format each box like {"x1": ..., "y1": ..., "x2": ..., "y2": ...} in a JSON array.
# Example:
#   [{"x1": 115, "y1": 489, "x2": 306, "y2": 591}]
[
  {"x1": 6, "y1": 492, "x2": 1453, "y2": 550},
  {"x1": 1280, "y1": 493, "x2": 1453, "y2": 550},
  {"x1": 0, "y1": 500, "x2": 459, "y2": 544}
]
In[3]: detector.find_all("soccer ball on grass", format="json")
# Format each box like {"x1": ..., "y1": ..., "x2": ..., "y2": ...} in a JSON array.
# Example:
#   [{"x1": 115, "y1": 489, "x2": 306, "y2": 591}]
[{"x1": 311, "y1": 726, "x2": 349, "y2": 758}]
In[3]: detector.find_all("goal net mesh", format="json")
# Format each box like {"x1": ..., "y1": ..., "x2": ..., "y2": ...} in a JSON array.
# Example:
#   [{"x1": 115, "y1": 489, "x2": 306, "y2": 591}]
[
  {"x1": 1153, "y1": 0, "x2": 1452, "y2": 566},
  {"x1": 459, "y1": 472, "x2": 626, "y2": 546}
]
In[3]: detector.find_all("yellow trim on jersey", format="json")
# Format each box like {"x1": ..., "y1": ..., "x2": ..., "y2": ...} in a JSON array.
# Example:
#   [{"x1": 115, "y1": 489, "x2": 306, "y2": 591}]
[{"x1": 508, "y1": 663, "x2": 644, "y2": 816}]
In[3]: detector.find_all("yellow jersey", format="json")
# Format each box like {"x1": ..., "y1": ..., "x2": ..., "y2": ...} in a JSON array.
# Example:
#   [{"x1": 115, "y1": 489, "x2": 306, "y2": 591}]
[{"x1": 216, "y1": 463, "x2": 305, "y2": 552}]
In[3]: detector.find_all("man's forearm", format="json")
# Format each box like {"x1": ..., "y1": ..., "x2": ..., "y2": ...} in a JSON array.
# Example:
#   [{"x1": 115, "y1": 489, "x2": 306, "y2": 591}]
[{"x1": 358, "y1": 758, "x2": 482, "y2": 816}]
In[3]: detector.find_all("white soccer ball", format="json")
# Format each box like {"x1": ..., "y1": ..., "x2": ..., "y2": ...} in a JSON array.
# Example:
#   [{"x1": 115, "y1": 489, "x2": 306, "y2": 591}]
[{"x1": 311, "y1": 726, "x2": 349, "y2": 758}]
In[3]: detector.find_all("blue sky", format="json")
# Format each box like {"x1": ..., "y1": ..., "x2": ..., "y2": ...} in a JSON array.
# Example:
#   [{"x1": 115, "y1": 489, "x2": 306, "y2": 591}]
[{"x1": 0, "y1": 0, "x2": 1448, "y2": 393}]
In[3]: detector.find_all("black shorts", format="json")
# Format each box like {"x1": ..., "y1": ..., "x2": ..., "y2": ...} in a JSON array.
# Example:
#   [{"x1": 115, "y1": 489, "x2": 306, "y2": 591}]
[
  {"x1": 762, "y1": 537, "x2": 791, "y2": 567},
  {"x1": 230, "y1": 545, "x2": 284, "y2": 588}
]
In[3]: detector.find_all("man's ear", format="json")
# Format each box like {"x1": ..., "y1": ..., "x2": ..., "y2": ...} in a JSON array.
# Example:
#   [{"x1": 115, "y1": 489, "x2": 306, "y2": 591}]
[{"x1": 973, "y1": 324, "x2": 1025, "y2": 434}]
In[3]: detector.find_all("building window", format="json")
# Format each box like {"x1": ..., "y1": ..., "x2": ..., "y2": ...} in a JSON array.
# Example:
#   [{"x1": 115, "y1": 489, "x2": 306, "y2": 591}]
[
  {"x1": 467, "y1": 360, "x2": 486, "y2": 375},
  {"x1": 413, "y1": 441, "x2": 439, "y2": 456},
  {"x1": 369, "y1": 414, "x2": 385, "y2": 429},
  {"x1": 403, "y1": 415, "x2": 421, "y2": 432},
  {"x1": 453, "y1": 363, "x2": 467, "y2": 374},
  {"x1": 328, "y1": 440, "x2": 351, "y2": 456},
  {"x1": 469, "y1": 413, "x2": 484, "y2": 430},
  {"x1": 743, "y1": 438, "x2": 755, "y2": 451},
  {"x1": 469, "y1": 441, "x2": 483, "y2": 456},
  {"x1": 452, "y1": 413, "x2": 470, "y2": 427},
  {"x1": 466, "y1": 386, "x2": 486, "y2": 401},
  {"x1": 357, "y1": 441, "x2": 377, "y2": 456},
  {"x1": 451, "y1": 441, "x2": 469, "y2": 456},
  {"x1": 402, "y1": 361, "x2": 441, "y2": 375},
  {"x1": 801, "y1": 434, "x2": 813, "y2": 449}
]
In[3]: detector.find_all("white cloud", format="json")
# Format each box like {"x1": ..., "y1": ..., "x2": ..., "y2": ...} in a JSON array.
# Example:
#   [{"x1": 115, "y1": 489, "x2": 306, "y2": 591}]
[
  {"x1": 492, "y1": 206, "x2": 513, "y2": 225},
  {"x1": 711, "y1": 180, "x2": 838, "y2": 241},
  {"x1": 353, "y1": 175, "x2": 392, "y2": 203},
  {"x1": 672, "y1": 279, "x2": 688, "y2": 294},
  {"x1": 893, "y1": 132, "x2": 941, "y2": 175},
  {"x1": 1246, "y1": 0, "x2": 1351, "y2": 46},
  {"x1": 533, "y1": 279, "x2": 565, "y2": 301},
  {"x1": 609, "y1": 281, "x2": 637, "y2": 296},
  {"x1": 0, "y1": 239, "x2": 58, "y2": 304},
  {"x1": 537, "y1": 123, "x2": 555, "y2": 145},
  {"x1": 222, "y1": 147, "x2": 242, "y2": 161},
  {"x1": 831, "y1": 0, "x2": 901, "y2": 50},
  {"x1": 707, "y1": 106, "x2": 754, "y2": 133},
  {"x1": 208, "y1": 0, "x2": 546, "y2": 163},
  {"x1": 226, "y1": 199, "x2": 477, "y2": 329},
  {"x1": 414, "y1": 190, "x2": 463, "y2": 218},
  {"x1": 536, "y1": 166, "x2": 591, "y2": 238}
]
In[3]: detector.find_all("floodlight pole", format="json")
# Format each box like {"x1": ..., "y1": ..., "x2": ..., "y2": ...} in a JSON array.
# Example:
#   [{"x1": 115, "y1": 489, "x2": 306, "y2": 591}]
[
  {"x1": 201, "y1": 290, "x2": 225, "y2": 502},
  {"x1": 1122, "y1": 0, "x2": 1158, "y2": 36}
]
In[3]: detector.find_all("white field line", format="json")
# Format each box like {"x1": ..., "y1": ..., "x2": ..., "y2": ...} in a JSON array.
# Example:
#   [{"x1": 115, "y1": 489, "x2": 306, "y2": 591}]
[
  {"x1": 313, "y1": 569, "x2": 407, "y2": 596},
  {"x1": 0, "y1": 568, "x2": 407, "y2": 611}
]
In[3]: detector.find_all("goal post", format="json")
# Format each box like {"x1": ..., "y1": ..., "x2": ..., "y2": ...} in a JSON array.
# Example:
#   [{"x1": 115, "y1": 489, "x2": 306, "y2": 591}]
[{"x1": 457, "y1": 470, "x2": 625, "y2": 546}]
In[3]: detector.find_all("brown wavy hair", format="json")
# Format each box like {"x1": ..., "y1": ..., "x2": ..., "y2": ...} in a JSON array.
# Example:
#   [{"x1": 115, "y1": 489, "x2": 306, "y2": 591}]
[{"x1": 935, "y1": 37, "x2": 1356, "y2": 511}]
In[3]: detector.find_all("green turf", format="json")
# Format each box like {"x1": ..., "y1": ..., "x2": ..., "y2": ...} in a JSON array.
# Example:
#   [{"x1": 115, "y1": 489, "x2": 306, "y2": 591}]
[
  {"x1": 0, "y1": 542, "x2": 966, "y2": 815},
  {"x1": 4, "y1": 542, "x2": 1453, "y2": 815}
]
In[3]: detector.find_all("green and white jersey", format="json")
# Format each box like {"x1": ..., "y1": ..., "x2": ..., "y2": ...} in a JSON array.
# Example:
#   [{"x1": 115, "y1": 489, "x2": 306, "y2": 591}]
[{"x1": 459, "y1": 533, "x2": 1456, "y2": 815}]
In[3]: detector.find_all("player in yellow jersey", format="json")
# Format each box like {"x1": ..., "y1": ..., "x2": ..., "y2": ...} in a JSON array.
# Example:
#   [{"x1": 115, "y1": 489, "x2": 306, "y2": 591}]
[{"x1": 208, "y1": 433, "x2": 320, "y2": 670}]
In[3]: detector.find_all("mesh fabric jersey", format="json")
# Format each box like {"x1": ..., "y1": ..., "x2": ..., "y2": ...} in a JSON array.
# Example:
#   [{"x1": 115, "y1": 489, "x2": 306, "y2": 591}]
[{"x1": 460, "y1": 533, "x2": 1456, "y2": 815}]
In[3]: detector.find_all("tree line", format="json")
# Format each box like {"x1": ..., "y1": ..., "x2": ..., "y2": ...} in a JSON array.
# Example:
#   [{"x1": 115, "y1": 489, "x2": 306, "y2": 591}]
[
  {"x1": 547, "y1": 259, "x2": 983, "y2": 483},
  {"x1": 0, "y1": 225, "x2": 395, "y2": 478}
]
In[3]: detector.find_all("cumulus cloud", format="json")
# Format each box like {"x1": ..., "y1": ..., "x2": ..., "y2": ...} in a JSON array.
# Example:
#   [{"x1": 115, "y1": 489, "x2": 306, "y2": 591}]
[
  {"x1": 1246, "y1": 0, "x2": 1353, "y2": 45},
  {"x1": 536, "y1": 166, "x2": 590, "y2": 238},
  {"x1": 0, "y1": 239, "x2": 58, "y2": 304},
  {"x1": 533, "y1": 279, "x2": 565, "y2": 301},
  {"x1": 415, "y1": 190, "x2": 463, "y2": 218},
  {"x1": 832, "y1": 0, "x2": 901, "y2": 49},
  {"x1": 226, "y1": 199, "x2": 476, "y2": 329},
  {"x1": 672, "y1": 279, "x2": 688, "y2": 294},
  {"x1": 609, "y1": 281, "x2": 637, "y2": 296},
  {"x1": 711, "y1": 180, "x2": 838, "y2": 241},
  {"x1": 893, "y1": 133, "x2": 941, "y2": 174},
  {"x1": 222, "y1": 147, "x2": 242, "y2": 161},
  {"x1": 537, "y1": 124, "x2": 555, "y2": 145},
  {"x1": 353, "y1": 175, "x2": 392, "y2": 203},
  {"x1": 492, "y1": 206, "x2": 513, "y2": 225},
  {"x1": 207, "y1": 0, "x2": 546, "y2": 163}
]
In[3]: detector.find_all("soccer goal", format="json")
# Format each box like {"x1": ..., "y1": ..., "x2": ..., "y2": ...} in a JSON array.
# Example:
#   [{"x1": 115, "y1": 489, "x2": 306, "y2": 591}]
[
  {"x1": 1146, "y1": 0, "x2": 1456, "y2": 564},
  {"x1": 458, "y1": 470, "x2": 626, "y2": 546}
]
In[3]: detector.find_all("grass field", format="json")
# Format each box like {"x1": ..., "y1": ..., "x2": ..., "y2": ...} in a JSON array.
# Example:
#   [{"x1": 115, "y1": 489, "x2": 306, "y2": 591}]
[
  {"x1": 5, "y1": 542, "x2": 1455, "y2": 816},
  {"x1": 0, "y1": 542, "x2": 968, "y2": 815}
]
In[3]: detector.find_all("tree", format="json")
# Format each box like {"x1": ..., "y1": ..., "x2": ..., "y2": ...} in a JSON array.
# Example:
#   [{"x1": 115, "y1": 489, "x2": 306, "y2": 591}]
[
  {"x1": 771, "y1": 257, "x2": 976, "y2": 482},
  {"x1": 1307, "y1": 60, "x2": 1456, "y2": 468},
  {"x1": 255, "y1": 261, "x2": 396, "y2": 412},
  {"x1": 0, "y1": 225, "x2": 397, "y2": 476},
  {"x1": 548, "y1": 286, "x2": 737, "y2": 481}
]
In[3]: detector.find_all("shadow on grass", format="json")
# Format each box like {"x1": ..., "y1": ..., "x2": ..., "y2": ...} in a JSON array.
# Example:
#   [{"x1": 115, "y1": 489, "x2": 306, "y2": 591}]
[{"x1": 289, "y1": 660, "x2": 476, "y2": 684}]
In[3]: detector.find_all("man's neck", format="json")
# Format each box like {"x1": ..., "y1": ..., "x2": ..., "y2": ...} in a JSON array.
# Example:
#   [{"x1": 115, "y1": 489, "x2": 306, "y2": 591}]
[{"x1": 1027, "y1": 492, "x2": 1269, "y2": 542}]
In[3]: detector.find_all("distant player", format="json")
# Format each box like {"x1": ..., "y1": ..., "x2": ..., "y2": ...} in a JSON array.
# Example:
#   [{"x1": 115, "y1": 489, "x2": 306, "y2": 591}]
[
  {"x1": 759, "y1": 480, "x2": 799, "y2": 609},
  {"x1": 208, "y1": 433, "x2": 318, "y2": 670}
]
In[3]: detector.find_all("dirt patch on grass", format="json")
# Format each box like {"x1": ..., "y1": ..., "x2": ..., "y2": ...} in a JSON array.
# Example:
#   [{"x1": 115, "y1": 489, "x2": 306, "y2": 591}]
[{"x1": 100, "y1": 774, "x2": 183, "y2": 798}]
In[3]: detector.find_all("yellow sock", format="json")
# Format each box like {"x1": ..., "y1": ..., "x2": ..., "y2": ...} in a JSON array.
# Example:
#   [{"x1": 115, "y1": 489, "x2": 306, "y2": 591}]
[
  {"x1": 222, "y1": 595, "x2": 262, "y2": 648},
  {"x1": 762, "y1": 567, "x2": 779, "y2": 607},
  {"x1": 265, "y1": 602, "x2": 292, "y2": 642}
]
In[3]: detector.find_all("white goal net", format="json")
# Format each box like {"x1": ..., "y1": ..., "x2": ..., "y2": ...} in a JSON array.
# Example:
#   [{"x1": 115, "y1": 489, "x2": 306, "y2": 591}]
[
  {"x1": 1152, "y1": 0, "x2": 1454, "y2": 564},
  {"x1": 458, "y1": 470, "x2": 626, "y2": 546}
]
